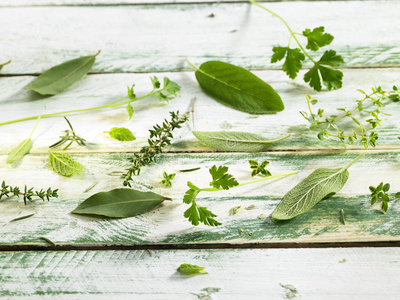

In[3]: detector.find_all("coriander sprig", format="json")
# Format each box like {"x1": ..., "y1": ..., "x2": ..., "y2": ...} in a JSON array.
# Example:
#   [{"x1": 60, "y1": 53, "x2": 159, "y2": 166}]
[
  {"x1": 301, "y1": 86, "x2": 400, "y2": 149},
  {"x1": 250, "y1": 0, "x2": 344, "y2": 91},
  {"x1": 183, "y1": 165, "x2": 297, "y2": 226},
  {"x1": 122, "y1": 110, "x2": 189, "y2": 186},
  {"x1": 369, "y1": 182, "x2": 400, "y2": 213},
  {"x1": 0, "y1": 181, "x2": 58, "y2": 205},
  {"x1": 0, "y1": 76, "x2": 180, "y2": 127}
]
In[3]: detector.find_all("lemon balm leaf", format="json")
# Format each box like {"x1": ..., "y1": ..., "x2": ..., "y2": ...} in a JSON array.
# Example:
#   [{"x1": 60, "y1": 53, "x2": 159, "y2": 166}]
[
  {"x1": 105, "y1": 127, "x2": 136, "y2": 141},
  {"x1": 48, "y1": 151, "x2": 85, "y2": 177}
]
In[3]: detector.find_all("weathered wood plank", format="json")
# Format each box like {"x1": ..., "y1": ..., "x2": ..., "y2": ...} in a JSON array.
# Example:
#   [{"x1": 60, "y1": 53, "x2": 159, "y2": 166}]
[
  {"x1": 0, "y1": 1, "x2": 399, "y2": 74},
  {"x1": 1, "y1": 68, "x2": 399, "y2": 153},
  {"x1": 1, "y1": 151, "x2": 399, "y2": 246},
  {"x1": 1, "y1": 248, "x2": 400, "y2": 299}
]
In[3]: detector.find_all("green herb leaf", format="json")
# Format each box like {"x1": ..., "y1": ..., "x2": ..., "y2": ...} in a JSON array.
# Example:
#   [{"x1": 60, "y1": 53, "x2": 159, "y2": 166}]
[
  {"x1": 105, "y1": 127, "x2": 136, "y2": 141},
  {"x1": 303, "y1": 27, "x2": 334, "y2": 51},
  {"x1": 209, "y1": 165, "x2": 238, "y2": 190},
  {"x1": 6, "y1": 138, "x2": 32, "y2": 164},
  {"x1": 177, "y1": 263, "x2": 207, "y2": 275},
  {"x1": 271, "y1": 47, "x2": 305, "y2": 79},
  {"x1": 191, "y1": 60, "x2": 284, "y2": 113},
  {"x1": 48, "y1": 151, "x2": 85, "y2": 177},
  {"x1": 25, "y1": 51, "x2": 100, "y2": 95},
  {"x1": 71, "y1": 188, "x2": 170, "y2": 218},
  {"x1": 126, "y1": 103, "x2": 134, "y2": 120},
  {"x1": 159, "y1": 171, "x2": 176, "y2": 187},
  {"x1": 272, "y1": 154, "x2": 364, "y2": 220},
  {"x1": 193, "y1": 131, "x2": 290, "y2": 152},
  {"x1": 183, "y1": 203, "x2": 221, "y2": 226}
]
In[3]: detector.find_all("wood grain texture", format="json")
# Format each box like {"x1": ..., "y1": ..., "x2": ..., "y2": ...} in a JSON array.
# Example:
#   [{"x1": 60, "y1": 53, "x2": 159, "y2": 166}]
[
  {"x1": 1, "y1": 248, "x2": 400, "y2": 299},
  {"x1": 0, "y1": 1, "x2": 399, "y2": 74},
  {"x1": 1, "y1": 68, "x2": 399, "y2": 153},
  {"x1": 1, "y1": 151, "x2": 400, "y2": 246}
]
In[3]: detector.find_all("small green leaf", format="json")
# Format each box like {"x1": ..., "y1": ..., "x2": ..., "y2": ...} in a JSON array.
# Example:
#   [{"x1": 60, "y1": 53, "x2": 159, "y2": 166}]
[
  {"x1": 193, "y1": 60, "x2": 284, "y2": 113},
  {"x1": 25, "y1": 51, "x2": 100, "y2": 95},
  {"x1": 177, "y1": 263, "x2": 207, "y2": 275},
  {"x1": 151, "y1": 76, "x2": 161, "y2": 89},
  {"x1": 6, "y1": 138, "x2": 32, "y2": 164},
  {"x1": 105, "y1": 127, "x2": 136, "y2": 141},
  {"x1": 127, "y1": 84, "x2": 136, "y2": 100},
  {"x1": 271, "y1": 47, "x2": 305, "y2": 79},
  {"x1": 126, "y1": 103, "x2": 134, "y2": 120},
  {"x1": 48, "y1": 151, "x2": 84, "y2": 177},
  {"x1": 381, "y1": 201, "x2": 388, "y2": 213},
  {"x1": 303, "y1": 27, "x2": 334, "y2": 51},
  {"x1": 162, "y1": 77, "x2": 180, "y2": 96},
  {"x1": 209, "y1": 165, "x2": 238, "y2": 190},
  {"x1": 71, "y1": 188, "x2": 170, "y2": 218}
]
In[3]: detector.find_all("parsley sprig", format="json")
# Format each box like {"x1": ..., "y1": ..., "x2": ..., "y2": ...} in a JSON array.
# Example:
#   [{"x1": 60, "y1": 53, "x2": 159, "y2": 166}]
[
  {"x1": 0, "y1": 181, "x2": 58, "y2": 205},
  {"x1": 183, "y1": 165, "x2": 297, "y2": 226},
  {"x1": 250, "y1": 0, "x2": 344, "y2": 91},
  {"x1": 301, "y1": 86, "x2": 400, "y2": 148}
]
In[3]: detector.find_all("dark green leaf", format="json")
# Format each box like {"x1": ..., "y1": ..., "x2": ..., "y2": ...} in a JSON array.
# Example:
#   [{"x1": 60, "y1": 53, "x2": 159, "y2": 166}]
[
  {"x1": 184, "y1": 204, "x2": 221, "y2": 226},
  {"x1": 192, "y1": 131, "x2": 289, "y2": 152},
  {"x1": 25, "y1": 51, "x2": 100, "y2": 95},
  {"x1": 319, "y1": 50, "x2": 345, "y2": 67},
  {"x1": 194, "y1": 60, "x2": 284, "y2": 113},
  {"x1": 271, "y1": 47, "x2": 305, "y2": 79},
  {"x1": 71, "y1": 188, "x2": 170, "y2": 218},
  {"x1": 177, "y1": 263, "x2": 207, "y2": 275},
  {"x1": 106, "y1": 127, "x2": 136, "y2": 141},
  {"x1": 303, "y1": 27, "x2": 334, "y2": 51}
]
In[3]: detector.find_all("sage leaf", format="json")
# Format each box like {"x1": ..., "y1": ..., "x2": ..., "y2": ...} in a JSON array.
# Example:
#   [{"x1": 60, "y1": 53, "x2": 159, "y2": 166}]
[
  {"x1": 105, "y1": 127, "x2": 136, "y2": 141},
  {"x1": 272, "y1": 154, "x2": 365, "y2": 220},
  {"x1": 190, "y1": 60, "x2": 284, "y2": 113},
  {"x1": 71, "y1": 188, "x2": 171, "y2": 218},
  {"x1": 177, "y1": 263, "x2": 207, "y2": 275},
  {"x1": 25, "y1": 51, "x2": 100, "y2": 95},
  {"x1": 48, "y1": 151, "x2": 84, "y2": 177},
  {"x1": 6, "y1": 138, "x2": 32, "y2": 164},
  {"x1": 192, "y1": 131, "x2": 290, "y2": 152}
]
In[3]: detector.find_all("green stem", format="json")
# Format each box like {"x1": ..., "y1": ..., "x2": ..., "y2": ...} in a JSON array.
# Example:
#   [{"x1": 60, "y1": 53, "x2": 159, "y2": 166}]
[
  {"x1": 249, "y1": 0, "x2": 316, "y2": 63},
  {"x1": 185, "y1": 58, "x2": 200, "y2": 72},
  {"x1": 341, "y1": 153, "x2": 365, "y2": 172},
  {"x1": 1, "y1": 60, "x2": 11, "y2": 67},
  {"x1": 28, "y1": 116, "x2": 41, "y2": 139}
]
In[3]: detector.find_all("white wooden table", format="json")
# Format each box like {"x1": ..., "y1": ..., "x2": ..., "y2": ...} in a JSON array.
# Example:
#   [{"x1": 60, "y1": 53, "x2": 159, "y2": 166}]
[{"x1": 1, "y1": 0, "x2": 400, "y2": 298}]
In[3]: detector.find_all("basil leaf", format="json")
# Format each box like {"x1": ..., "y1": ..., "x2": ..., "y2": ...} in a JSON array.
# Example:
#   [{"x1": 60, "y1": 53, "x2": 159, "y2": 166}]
[
  {"x1": 192, "y1": 131, "x2": 289, "y2": 152},
  {"x1": 48, "y1": 151, "x2": 84, "y2": 177},
  {"x1": 71, "y1": 188, "x2": 171, "y2": 218},
  {"x1": 105, "y1": 127, "x2": 136, "y2": 141},
  {"x1": 177, "y1": 263, "x2": 207, "y2": 275},
  {"x1": 25, "y1": 51, "x2": 100, "y2": 95},
  {"x1": 193, "y1": 60, "x2": 284, "y2": 113},
  {"x1": 6, "y1": 138, "x2": 32, "y2": 164}
]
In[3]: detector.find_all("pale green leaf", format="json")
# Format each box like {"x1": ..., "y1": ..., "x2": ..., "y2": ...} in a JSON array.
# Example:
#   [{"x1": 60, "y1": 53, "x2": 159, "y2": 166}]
[
  {"x1": 6, "y1": 138, "x2": 32, "y2": 164},
  {"x1": 25, "y1": 51, "x2": 100, "y2": 95},
  {"x1": 177, "y1": 263, "x2": 207, "y2": 275},
  {"x1": 126, "y1": 103, "x2": 134, "y2": 120},
  {"x1": 192, "y1": 131, "x2": 290, "y2": 152},
  {"x1": 194, "y1": 61, "x2": 284, "y2": 113},
  {"x1": 48, "y1": 151, "x2": 84, "y2": 177},
  {"x1": 71, "y1": 188, "x2": 170, "y2": 218},
  {"x1": 105, "y1": 127, "x2": 136, "y2": 141}
]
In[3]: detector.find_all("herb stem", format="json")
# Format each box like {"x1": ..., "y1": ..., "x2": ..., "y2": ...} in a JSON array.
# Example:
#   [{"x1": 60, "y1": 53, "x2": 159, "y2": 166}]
[
  {"x1": 341, "y1": 153, "x2": 365, "y2": 172},
  {"x1": 185, "y1": 58, "x2": 200, "y2": 72},
  {"x1": 28, "y1": 116, "x2": 41, "y2": 139},
  {"x1": 1, "y1": 60, "x2": 11, "y2": 66}
]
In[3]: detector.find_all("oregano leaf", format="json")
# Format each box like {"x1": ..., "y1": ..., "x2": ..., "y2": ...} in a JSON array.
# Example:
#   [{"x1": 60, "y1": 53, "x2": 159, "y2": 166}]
[
  {"x1": 6, "y1": 138, "x2": 32, "y2": 164},
  {"x1": 105, "y1": 127, "x2": 136, "y2": 141},
  {"x1": 126, "y1": 104, "x2": 134, "y2": 120},
  {"x1": 48, "y1": 151, "x2": 84, "y2": 177}
]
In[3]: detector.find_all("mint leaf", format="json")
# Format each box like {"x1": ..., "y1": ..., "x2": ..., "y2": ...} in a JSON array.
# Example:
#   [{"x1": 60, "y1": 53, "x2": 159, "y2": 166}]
[
  {"x1": 271, "y1": 47, "x2": 305, "y2": 79},
  {"x1": 105, "y1": 127, "x2": 136, "y2": 141},
  {"x1": 209, "y1": 165, "x2": 239, "y2": 190},
  {"x1": 303, "y1": 27, "x2": 334, "y2": 51},
  {"x1": 177, "y1": 263, "x2": 207, "y2": 275}
]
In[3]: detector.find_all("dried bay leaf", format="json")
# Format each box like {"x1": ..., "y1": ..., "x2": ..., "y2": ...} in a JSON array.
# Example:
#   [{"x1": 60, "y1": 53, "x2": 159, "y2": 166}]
[
  {"x1": 48, "y1": 151, "x2": 84, "y2": 177},
  {"x1": 25, "y1": 51, "x2": 100, "y2": 95},
  {"x1": 71, "y1": 188, "x2": 171, "y2": 218}
]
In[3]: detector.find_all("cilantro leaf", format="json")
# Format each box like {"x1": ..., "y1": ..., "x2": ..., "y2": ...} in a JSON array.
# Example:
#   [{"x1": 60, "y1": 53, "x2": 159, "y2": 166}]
[
  {"x1": 209, "y1": 165, "x2": 239, "y2": 190},
  {"x1": 271, "y1": 47, "x2": 305, "y2": 79},
  {"x1": 151, "y1": 76, "x2": 161, "y2": 89},
  {"x1": 303, "y1": 26, "x2": 334, "y2": 51},
  {"x1": 183, "y1": 187, "x2": 200, "y2": 204},
  {"x1": 184, "y1": 204, "x2": 221, "y2": 226}
]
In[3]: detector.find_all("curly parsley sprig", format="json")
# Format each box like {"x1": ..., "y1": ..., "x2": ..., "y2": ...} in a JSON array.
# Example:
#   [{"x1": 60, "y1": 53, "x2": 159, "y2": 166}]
[
  {"x1": 301, "y1": 85, "x2": 400, "y2": 149},
  {"x1": 183, "y1": 165, "x2": 297, "y2": 226},
  {"x1": 250, "y1": 0, "x2": 344, "y2": 91},
  {"x1": 0, "y1": 181, "x2": 58, "y2": 205}
]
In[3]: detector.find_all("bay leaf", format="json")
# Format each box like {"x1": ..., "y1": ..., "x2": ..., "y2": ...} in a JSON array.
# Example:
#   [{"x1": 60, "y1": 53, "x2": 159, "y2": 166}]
[
  {"x1": 25, "y1": 51, "x2": 100, "y2": 95},
  {"x1": 48, "y1": 151, "x2": 84, "y2": 177},
  {"x1": 6, "y1": 138, "x2": 32, "y2": 164},
  {"x1": 193, "y1": 60, "x2": 284, "y2": 113},
  {"x1": 192, "y1": 131, "x2": 290, "y2": 152},
  {"x1": 71, "y1": 188, "x2": 171, "y2": 218}
]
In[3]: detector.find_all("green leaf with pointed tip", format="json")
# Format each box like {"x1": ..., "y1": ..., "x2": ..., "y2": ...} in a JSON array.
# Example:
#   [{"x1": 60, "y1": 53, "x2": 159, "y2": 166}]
[
  {"x1": 106, "y1": 127, "x2": 135, "y2": 141},
  {"x1": 192, "y1": 131, "x2": 290, "y2": 152},
  {"x1": 272, "y1": 167, "x2": 349, "y2": 220},
  {"x1": 177, "y1": 263, "x2": 207, "y2": 275},
  {"x1": 25, "y1": 51, "x2": 100, "y2": 95},
  {"x1": 126, "y1": 103, "x2": 134, "y2": 120},
  {"x1": 48, "y1": 151, "x2": 84, "y2": 177},
  {"x1": 194, "y1": 61, "x2": 284, "y2": 113},
  {"x1": 6, "y1": 138, "x2": 32, "y2": 164},
  {"x1": 71, "y1": 188, "x2": 169, "y2": 218}
]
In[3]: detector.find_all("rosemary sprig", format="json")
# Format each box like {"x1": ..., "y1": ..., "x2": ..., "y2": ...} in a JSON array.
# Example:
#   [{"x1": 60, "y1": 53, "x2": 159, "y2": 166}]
[
  {"x1": 122, "y1": 110, "x2": 190, "y2": 186},
  {"x1": 49, "y1": 117, "x2": 86, "y2": 150},
  {"x1": 0, "y1": 181, "x2": 59, "y2": 205}
]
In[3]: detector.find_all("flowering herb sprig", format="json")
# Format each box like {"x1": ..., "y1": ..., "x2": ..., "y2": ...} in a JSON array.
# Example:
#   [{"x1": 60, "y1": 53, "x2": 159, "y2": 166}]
[{"x1": 0, "y1": 181, "x2": 59, "y2": 205}]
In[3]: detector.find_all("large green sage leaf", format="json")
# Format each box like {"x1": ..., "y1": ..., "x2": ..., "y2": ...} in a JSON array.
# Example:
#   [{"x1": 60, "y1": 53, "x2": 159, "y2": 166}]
[
  {"x1": 25, "y1": 51, "x2": 100, "y2": 95},
  {"x1": 193, "y1": 61, "x2": 284, "y2": 113},
  {"x1": 192, "y1": 131, "x2": 289, "y2": 152},
  {"x1": 48, "y1": 151, "x2": 84, "y2": 177},
  {"x1": 71, "y1": 188, "x2": 171, "y2": 218},
  {"x1": 6, "y1": 138, "x2": 32, "y2": 164}
]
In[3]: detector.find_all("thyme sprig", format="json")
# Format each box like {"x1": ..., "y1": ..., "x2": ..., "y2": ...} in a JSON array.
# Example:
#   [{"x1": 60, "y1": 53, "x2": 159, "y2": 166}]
[
  {"x1": 301, "y1": 86, "x2": 400, "y2": 149},
  {"x1": 49, "y1": 117, "x2": 86, "y2": 150},
  {"x1": 0, "y1": 181, "x2": 59, "y2": 205},
  {"x1": 122, "y1": 110, "x2": 190, "y2": 186}
]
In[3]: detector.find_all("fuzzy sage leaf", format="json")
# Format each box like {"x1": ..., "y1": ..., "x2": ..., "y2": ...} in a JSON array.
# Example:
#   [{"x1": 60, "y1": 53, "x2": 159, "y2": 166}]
[
  {"x1": 25, "y1": 50, "x2": 100, "y2": 95},
  {"x1": 48, "y1": 151, "x2": 85, "y2": 177},
  {"x1": 193, "y1": 131, "x2": 290, "y2": 152},
  {"x1": 71, "y1": 188, "x2": 171, "y2": 218}
]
